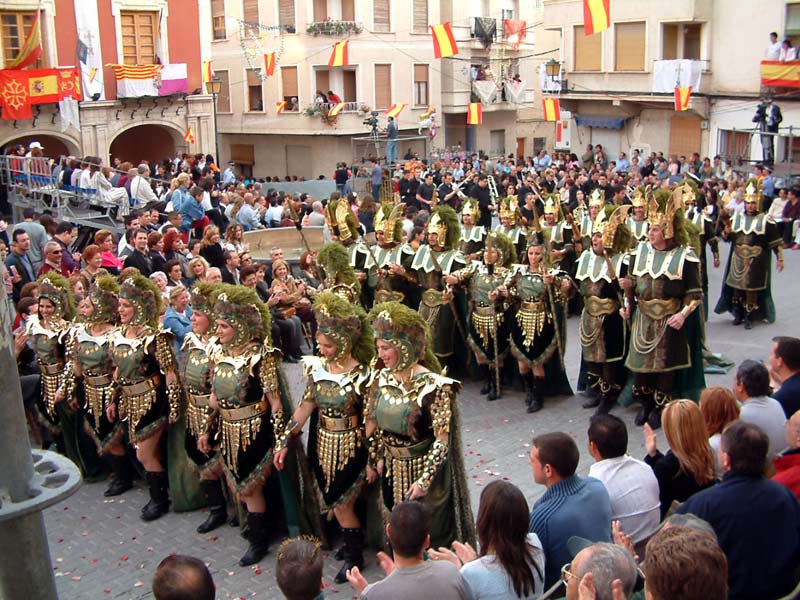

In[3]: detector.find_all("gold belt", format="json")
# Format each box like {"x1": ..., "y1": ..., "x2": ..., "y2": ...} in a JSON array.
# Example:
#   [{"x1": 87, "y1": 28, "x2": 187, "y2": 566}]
[
  {"x1": 40, "y1": 362, "x2": 64, "y2": 375},
  {"x1": 521, "y1": 300, "x2": 546, "y2": 311},
  {"x1": 319, "y1": 414, "x2": 359, "y2": 432},
  {"x1": 422, "y1": 288, "x2": 448, "y2": 308},
  {"x1": 637, "y1": 298, "x2": 680, "y2": 320},
  {"x1": 584, "y1": 296, "x2": 619, "y2": 317},
  {"x1": 473, "y1": 304, "x2": 498, "y2": 316},
  {"x1": 85, "y1": 374, "x2": 112, "y2": 386},
  {"x1": 121, "y1": 375, "x2": 160, "y2": 397},
  {"x1": 219, "y1": 400, "x2": 268, "y2": 421},
  {"x1": 375, "y1": 289, "x2": 405, "y2": 303},
  {"x1": 734, "y1": 244, "x2": 763, "y2": 259},
  {"x1": 189, "y1": 393, "x2": 211, "y2": 408},
  {"x1": 384, "y1": 439, "x2": 432, "y2": 459}
]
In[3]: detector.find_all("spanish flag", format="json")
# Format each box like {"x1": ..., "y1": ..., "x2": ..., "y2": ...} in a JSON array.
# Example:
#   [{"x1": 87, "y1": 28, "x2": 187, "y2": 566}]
[
  {"x1": 583, "y1": 0, "x2": 610, "y2": 36},
  {"x1": 329, "y1": 102, "x2": 347, "y2": 117},
  {"x1": 276, "y1": 100, "x2": 287, "y2": 113},
  {"x1": 431, "y1": 22, "x2": 459, "y2": 59},
  {"x1": 6, "y1": 11, "x2": 42, "y2": 70},
  {"x1": 328, "y1": 41, "x2": 349, "y2": 67},
  {"x1": 264, "y1": 53, "x2": 276, "y2": 77},
  {"x1": 760, "y1": 60, "x2": 800, "y2": 88},
  {"x1": 184, "y1": 127, "x2": 195, "y2": 144},
  {"x1": 674, "y1": 86, "x2": 692, "y2": 112},
  {"x1": 202, "y1": 61, "x2": 213, "y2": 84},
  {"x1": 467, "y1": 102, "x2": 482, "y2": 125},
  {"x1": 385, "y1": 103, "x2": 406, "y2": 118},
  {"x1": 542, "y1": 97, "x2": 561, "y2": 121}
]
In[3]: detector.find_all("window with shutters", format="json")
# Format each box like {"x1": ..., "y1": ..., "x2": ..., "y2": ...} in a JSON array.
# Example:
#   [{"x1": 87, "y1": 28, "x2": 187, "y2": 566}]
[
  {"x1": 574, "y1": 25, "x2": 601, "y2": 71},
  {"x1": 342, "y1": 0, "x2": 355, "y2": 22},
  {"x1": 279, "y1": 0, "x2": 295, "y2": 31},
  {"x1": 281, "y1": 65, "x2": 299, "y2": 110},
  {"x1": 661, "y1": 23, "x2": 702, "y2": 60},
  {"x1": 668, "y1": 115, "x2": 701, "y2": 157},
  {"x1": 374, "y1": 64, "x2": 391, "y2": 109},
  {"x1": 412, "y1": 0, "x2": 427, "y2": 34},
  {"x1": 374, "y1": 0, "x2": 390, "y2": 33},
  {"x1": 413, "y1": 64, "x2": 428, "y2": 106},
  {"x1": 212, "y1": 0, "x2": 226, "y2": 40},
  {"x1": 247, "y1": 69, "x2": 264, "y2": 112},
  {"x1": 243, "y1": 0, "x2": 258, "y2": 24},
  {"x1": 787, "y1": 4, "x2": 800, "y2": 47},
  {"x1": 120, "y1": 11, "x2": 158, "y2": 65},
  {"x1": 216, "y1": 70, "x2": 231, "y2": 112},
  {"x1": 313, "y1": 0, "x2": 327, "y2": 22},
  {"x1": 614, "y1": 22, "x2": 645, "y2": 71},
  {"x1": 0, "y1": 11, "x2": 44, "y2": 68}
]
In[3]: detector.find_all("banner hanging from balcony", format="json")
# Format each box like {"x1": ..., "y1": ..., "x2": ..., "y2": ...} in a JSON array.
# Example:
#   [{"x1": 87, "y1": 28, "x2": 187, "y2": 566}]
[
  {"x1": 431, "y1": 23, "x2": 459, "y2": 58},
  {"x1": 504, "y1": 79, "x2": 526, "y2": 104},
  {"x1": 472, "y1": 80, "x2": 499, "y2": 105},
  {"x1": 328, "y1": 102, "x2": 347, "y2": 117},
  {"x1": 385, "y1": 103, "x2": 406, "y2": 118},
  {"x1": 542, "y1": 98, "x2": 561, "y2": 122},
  {"x1": 202, "y1": 61, "x2": 213, "y2": 83},
  {"x1": 0, "y1": 67, "x2": 81, "y2": 120},
  {"x1": 276, "y1": 100, "x2": 287, "y2": 113},
  {"x1": 760, "y1": 60, "x2": 800, "y2": 88},
  {"x1": 264, "y1": 53, "x2": 276, "y2": 76},
  {"x1": 183, "y1": 127, "x2": 195, "y2": 144},
  {"x1": 583, "y1": 0, "x2": 610, "y2": 35},
  {"x1": 674, "y1": 86, "x2": 692, "y2": 112},
  {"x1": 107, "y1": 63, "x2": 188, "y2": 98},
  {"x1": 6, "y1": 11, "x2": 42, "y2": 70},
  {"x1": 652, "y1": 60, "x2": 702, "y2": 93},
  {"x1": 328, "y1": 41, "x2": 349, "y2": 67},
  {"x1": 467, "y1": 102, "x2": 482, "y2": 125},
  {"x1": 504, "y1": 20, "x2": 526, "y2": 46}
]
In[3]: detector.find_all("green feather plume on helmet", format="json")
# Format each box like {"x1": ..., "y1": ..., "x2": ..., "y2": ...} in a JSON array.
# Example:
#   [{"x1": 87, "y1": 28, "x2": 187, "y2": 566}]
[
  {"x1": 429, "y1": 205, "x2": 461, "y2": 250},
  {"x1": 312, "y1": 291, "x2": 375, "y2": 365},
  {"x1": 211, "y1": 283, "x2": 272, "y2": 345},
  {"x1": 369, "y1": 301, "x2": 442, "y2": 374},
  {"x1": 119, "y1": 272, "x2": 162, "y2": 328},
  {"x1": 88, "y1": 274, "x2": 119, "y2": 324},
  {"x1": 652, "y1": 189, "x2": 690, "y2": 249},
  {"x1": 485, "y1": 231, "x2": 517, "y2": 267},
  {"x1": 317, "y1": 242, "x2": 361, "y2": 295},
  {"x1": 597, "y1": 204, "x2": 633, "y2": 254},
  {"x1": 190, "y1": 282, "x2": 219, "y2": 316},
  {"x1": 36, "y1": 272, "x2": 75, "y2": 321}
]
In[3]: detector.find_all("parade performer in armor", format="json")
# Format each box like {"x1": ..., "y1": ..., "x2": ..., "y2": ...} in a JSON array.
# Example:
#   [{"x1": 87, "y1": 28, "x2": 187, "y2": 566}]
[
  {"x1": 715, "y1": 179, "x2": 784, "y2": 329},
  {"x1": 411, "y1": 206, "x2": 466, "y2": 363},
  {"x1": 459, "y1": 198, "x2": 487, "y2": 262},
  {"x1": 368, "y1": 202, "x2": 416, "y2": 306},
  {"x1": 445, "y1": 232, "x2": 516, "y2": 401},
  {"x1": 109, "y1": 273, "x2": 181, "y2": 521},
  {"x1": 575, "y1": 206, "x2": 632, "y2": 415},
  {"x1": 273, "y1": 292, "x2": 374, "y2": 583},
  {"x1": 627, "y1": 187, "x2": 650, "y2": 247},
  {"x1": 540, "y1": 195, "x2": 576, "y2": 274},
  {"x1": 622, "y1": 188, "x2": 704, "y2": 429},
  {"x1": 364, "y1": 301, "x2": 475, "y2": 550},
  {"x1": 59, "y1": 275, "x2": 133, "y2": 495},
  {"x1": 505, "y1": 232, "x2": 573, "y2": 413},
  {"x1": 495, "y1": 194, "x2": 527, "y2": 258},
  {"x1": 180, "y1": 283, "x2": 227, "y2": 534},
  {"x1": 682, "y1": 180, "x2": 720, "y2": 317},
  {"x1": 577, "y1": 189, "x2": 606, "y2": 250},
  {"x1": 326, "y1": 195, "x2": 371, "y2": 307},
  {"x1": 317, "y1": 242, "x2": 361, "y2": 305}
]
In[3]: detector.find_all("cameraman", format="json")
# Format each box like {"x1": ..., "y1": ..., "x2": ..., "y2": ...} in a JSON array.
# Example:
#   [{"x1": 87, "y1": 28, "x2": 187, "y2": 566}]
[{"x1": 753, "y1": 97, "x2": 782, "y2": 165}]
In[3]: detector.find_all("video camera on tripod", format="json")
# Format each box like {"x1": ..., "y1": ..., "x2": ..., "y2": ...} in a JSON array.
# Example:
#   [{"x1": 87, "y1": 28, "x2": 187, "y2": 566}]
[{"x1": 363, "y1": 110, "x2": 380, "y2": 135}]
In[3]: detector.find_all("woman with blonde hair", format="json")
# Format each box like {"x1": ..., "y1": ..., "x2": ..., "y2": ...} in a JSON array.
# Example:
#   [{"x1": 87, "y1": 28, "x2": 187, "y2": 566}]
[
  {"x1": 644, "y1": 399, "x2": 716, "y2": 517},
  {"x1": 198, "y1": 225, "x2": 225, "y2": 269},
  {"x1": 699, "y1": 386, "x2": 740, "y2": 475},
  {"x1": 187, "y1": 256, "x2": 210, "y2": 286}
]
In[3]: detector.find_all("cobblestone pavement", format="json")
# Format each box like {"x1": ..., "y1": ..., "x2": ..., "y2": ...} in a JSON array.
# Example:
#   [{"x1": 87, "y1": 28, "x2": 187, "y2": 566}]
[{"x1": 42, "y1": 251, "x2": 799, "y2": 599}]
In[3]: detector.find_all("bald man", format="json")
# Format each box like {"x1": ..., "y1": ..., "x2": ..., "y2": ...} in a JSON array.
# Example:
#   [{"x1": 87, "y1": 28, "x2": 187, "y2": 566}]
[{"x1": 773, "y1": 410, "x2": 800, "y2": 500}]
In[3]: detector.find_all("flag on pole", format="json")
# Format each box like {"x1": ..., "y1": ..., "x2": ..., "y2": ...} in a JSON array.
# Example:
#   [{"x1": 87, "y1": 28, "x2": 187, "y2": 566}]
[
  {"x1": 328, "y1": 41, "x2": 349, "y2": 67},
  {"x1": 264, "y1": 53, "x2": 276, "y2": 76},
  {"x1": 467, "y1": 102, "x2": 482, "y2": 125},
  {"x1": 276, "y1": 100, "x2": 287, "y2": 113},
  {"x1": 674, "y1": 86, "x2": 692, "y2": 111},
  {"x1": 385, "y1": 103, "x2": 406, "y2": 118},
  {"x1": 184, "y1": 127, "x2": 195, "y2": 144},
  {"x1": 583, "y1": 0, "x2": 610, "y2": 35},
  {"x1": 328, "y1": 102, "x2": 347, "y2": 117},
  {"x1": 202, "y1": 61, "x2": 213, "y2": 83},
  {"x1": 76, "y1": 39, "x2": 89, "y2": 64},
  {"x1": 431, "y1": 22, "x2": 459, "y2": 58},
  {"x1": 6, "y1": 11, "x2": 42, "y2": 69},
  {"x1": 542, "y1": 97, "x2": 561, "y2": 121}
]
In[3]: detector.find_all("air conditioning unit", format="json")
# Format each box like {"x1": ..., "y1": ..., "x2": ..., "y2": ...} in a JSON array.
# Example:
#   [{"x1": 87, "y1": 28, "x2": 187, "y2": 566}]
[{"x1": 630, "y1": 143, "x2": 652, "y2": 157}]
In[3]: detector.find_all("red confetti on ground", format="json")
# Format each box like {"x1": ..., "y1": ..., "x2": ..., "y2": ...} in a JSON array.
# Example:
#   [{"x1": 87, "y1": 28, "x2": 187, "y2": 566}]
[
  {"x1": 92, "y1": 560, "x2": 98, "y2": 564},
  {"x1": 253, "y1": 567, "x2": 262, "y2": 575},
  {"x1": 104, "y1": 589, "x2": 110, "y2": 594},
  {"x1": 121, "y1": 556, "x2": 129, "y2": 561},
  {"x1": 57, "y1": 538, "x2": 64, "y2": 543}
]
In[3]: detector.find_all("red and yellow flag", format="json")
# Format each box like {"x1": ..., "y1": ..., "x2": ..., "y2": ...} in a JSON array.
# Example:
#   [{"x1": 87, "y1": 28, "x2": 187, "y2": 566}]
[
  {"x1": 467, "y1": 102, "x2": 482, "y2": 125},
  {"x1": 183, "y1": 127, "x2": 195, "y2": 144},
  {"x1": 6, "y1": 11, "x2": 42, "y2": 70},
  {"x1": 583, "y1": 0, "x2": 610, "y2": 36},
  {"x1": 264, "y1": 53, "x2": 276, "y2": 77},
  {"x1": 328, "y1": 41, "x2": 349, "y2": 67},
  {"x1": 385, "y1": 103, "x2": 406, "y2": 119},
  {"x1": 276, "y1": 100, "x2": 287, "y2": 113},
  {"x1": 431, "y1": 22, "x2": 459, "y2": 59},
  {"x1": 0, "y1": 67, "x2": 82, "y2": 120},
  {"x1": 328, "y1": 102, "x2": 347, "y2": 117},
  {"x1": 542, "y1": 97, "x2": 561, "y2": 121},
  {"x1": 674, "y1": 86, "x2": 692, "y2": 111},
  {"x1": 202, "y1": 61, "x2": 213, "y2": 83},
  {"x1": 760, "y1": 60, "x2": 800, "y2": 88}
]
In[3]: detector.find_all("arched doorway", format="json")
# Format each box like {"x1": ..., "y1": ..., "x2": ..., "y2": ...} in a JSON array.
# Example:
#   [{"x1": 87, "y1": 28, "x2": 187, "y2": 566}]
[
  {"x1": 109, "y1": 124, "x2": 178, "y2": 168},
  {"x1": 1, "y1": 134, "x2": 77, "y2": 158}
]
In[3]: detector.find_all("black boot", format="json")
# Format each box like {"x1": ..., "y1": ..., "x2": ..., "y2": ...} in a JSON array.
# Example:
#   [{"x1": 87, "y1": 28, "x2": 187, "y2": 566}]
[
  {"x1": 104, "y1": 454, "x2": 134, "y2": 497},
  {"x1": 594, "y1": 382, "x2": 621, "y2": 416},
  {"x1": 648, "y1": 391, "x2": 670, "y2": 430},
  {"x1": 744, "y1": 310, "x2": 753, "y2": 330},
  {"x1": 487, "y1": 370, "x2": 500, "y2": 401},
  {"x1": 633, "y1": 386, "x2": 654, "y2": 427},
  {"x1": 524, "y1": 372, "x2": 535, "y2": 411},
  {"x1": 479, "y1": 365, "x2": 491, "y2": 395},
  {"x1": 334, "y1": 527, "x2": 364, "y2": 584},
  {"x1": 732, "y1": 304, "x2": 744, "y2": 326},
  {"x1": 141, "y1": 471, "x2": 170, "y2": 522},
  {"x1": 239, "y1": 511, "x2": 270, "y2": 566},
  {"x1": 197, "y1": 479, "x2": 228, "y2": 534},
  {"x1": 528, "y1": 377, "x2": 545, "y2": 413},
  {"x1": 582, "y1": 376, "x2": 603, "y2": 409}
]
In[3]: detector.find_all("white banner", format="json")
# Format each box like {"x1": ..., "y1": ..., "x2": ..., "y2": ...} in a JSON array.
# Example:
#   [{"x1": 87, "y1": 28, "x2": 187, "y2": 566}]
[
  {"x1": 652, "y1": 60, "x2": 703, "y2": 93},
  {"x1": 59, "y1": 97, "x2": 80, "y2": 132},
  {"x1": 117, "y1": 78, "x2": 159, "y2": 98},
  {"x1": 539, "y1": 63, "x2": 562, "y2": 94},
  {"x1": 472, "y1": 80, "x2": 499, "y2": 105},
  {"x1": 504, "y1": 79, "x2": 526, "y2": 104},
  {"x1": 73, "y1": 0, "x2": 105, "y2": 101}
]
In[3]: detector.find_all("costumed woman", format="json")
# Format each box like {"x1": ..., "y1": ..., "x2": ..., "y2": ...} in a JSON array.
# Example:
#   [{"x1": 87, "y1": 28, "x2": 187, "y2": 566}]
[
  {"x1": 273, "y1": 292, "x2": 374, "y2": 583},
  {"x1": 317, "y1": 242, "x2": 362, "y2": 305},
  {"x1": 325, "y1": 195, "x2": 371, "y2": 308},
  {"x1": 364, "y1": 301, "x2": 476, "y2": 551},
  {"x1": 444, "y1": 232, "x2": 516, "y2": 401},
  {"x1": 495, "y1": 194, "x2": 527, "y2": 259},
  {"x1": 109, "y1": 273, "x2": 181, "y2": 521},
  {"x1": 459, "y1": 198, "x2": 487, "y2": 263},
  {"x1": 506, "y1": 231, "x2": 573, "y2": 413}
]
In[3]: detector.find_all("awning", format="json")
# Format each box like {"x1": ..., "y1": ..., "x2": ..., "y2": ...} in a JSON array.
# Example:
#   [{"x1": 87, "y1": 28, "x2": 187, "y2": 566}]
[{"x1": 574, "y1": 115, "x2": 627, "y2": 129}]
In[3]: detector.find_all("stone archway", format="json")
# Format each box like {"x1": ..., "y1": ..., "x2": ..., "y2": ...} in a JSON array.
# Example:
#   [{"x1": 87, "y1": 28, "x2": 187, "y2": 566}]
[
  {"x1": 0, "y1": 133, "x2": 79, "y2": 158},
  {"x1": 109, "y1": 123, "x2": 181, "y2": 168}
]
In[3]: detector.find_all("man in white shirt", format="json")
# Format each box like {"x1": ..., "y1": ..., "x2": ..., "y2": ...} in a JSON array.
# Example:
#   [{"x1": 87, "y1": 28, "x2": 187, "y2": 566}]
[
  {"x1": 130, "y1": 164, "x2": 160, "y2": 208},
  {"x1": 587, "y1": 414, "x2": 661, "y2": 558},
  {"x1": 767, "y1": 32, "x2": 782, "y2": 60}
]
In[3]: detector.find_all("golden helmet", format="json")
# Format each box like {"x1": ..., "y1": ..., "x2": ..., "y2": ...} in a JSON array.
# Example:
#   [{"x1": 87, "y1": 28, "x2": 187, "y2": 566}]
[
  {"x1": 498, "y1": 195, "x2": 520, "y2": 223},
  {"x1": 461, "y1": 198, "x2": 480, "y2": 221},
  {"x1": 588, "y1": 188, "x2": 605, "y2": 208}
]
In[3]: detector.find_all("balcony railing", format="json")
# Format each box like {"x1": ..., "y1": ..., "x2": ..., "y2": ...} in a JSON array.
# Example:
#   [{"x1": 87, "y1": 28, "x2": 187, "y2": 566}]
[
  {"x1": 306, "y1": 20, "x2": 363, "y2": 36},
  {"x1": 305, "y1": 101, "x2": 366, "y2": 115}
]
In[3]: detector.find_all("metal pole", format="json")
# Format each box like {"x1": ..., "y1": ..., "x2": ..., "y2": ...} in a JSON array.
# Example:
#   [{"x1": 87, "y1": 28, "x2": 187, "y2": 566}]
[{"x1": 212, "y1": 91, "x2": 220, "y2": 165}]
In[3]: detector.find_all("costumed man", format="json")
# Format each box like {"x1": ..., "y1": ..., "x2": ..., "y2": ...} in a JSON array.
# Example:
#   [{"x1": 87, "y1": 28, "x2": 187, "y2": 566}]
[
  {"x1": 540, "y1": 195, "x2": 577, "y2": 274},
  {"x1": 577, "y1": 189, "x2": 606, "y2": 250},
  {"x1": 325, "y1": 195, "x2": 371, "y2": 308},
  {"x1": 627, "y1": 187, "x2": 650, "y2": 247},
  {"x1": 715, "y1": 179, "x2": 784, "y2": 330},
  {"x1": 495, "y1": 194, "x2": 527, "y2": 258},
  {"x1": 365, "y1": 301, "x2": 476, "y2": 550},
  {"x1": 109, "y1": 273, "x2": 181, "y2": 521},
  {"x1": 575, "y1": 206, "x2": 632, "y2": 416},
  {"x1": 411, "y1": 206, "x2": 466, "y2": 365},
  {"x1": 459, "y1": 198, "x2": 487, "y2": 263},
  {"x1": 445, "y1": 232, "x2": 516, "y2": 401},
  {"x1": 317, "y1": 242, "x2": 362, "y2": 305},
  {"x1": 367, "y1": 202, "x2": 417, "y2": 307},
  {"x1": 621, "y1": 188, "x2": 704, "y2": 429},
  {"x1": 274, "y1": 292, "x2": 374, "y2": 583},
  {"x1": 682, "y1": 179, "x2": 720, "y2": 317}
]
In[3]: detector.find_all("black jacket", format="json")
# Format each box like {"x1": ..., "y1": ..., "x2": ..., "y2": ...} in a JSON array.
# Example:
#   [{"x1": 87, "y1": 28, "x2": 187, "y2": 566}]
[{"x1": 123, "y1": 249, "x2": 153, "y2": 277}]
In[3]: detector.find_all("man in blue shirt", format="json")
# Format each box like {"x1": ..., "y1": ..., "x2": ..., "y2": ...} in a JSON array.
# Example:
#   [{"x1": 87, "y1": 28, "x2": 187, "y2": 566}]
[
  {"x1": 770, "y1": 336, "x2": 800, "y2": 419},
  {"x1": 528, "y1": 432, "x2": 612, "y2": 589},
  {"x1": 677, "y1": 421, "x2": 800, "y2": 600},
  {"x1": 385, "y1": 117, "x2": 399, "y2": 166}
]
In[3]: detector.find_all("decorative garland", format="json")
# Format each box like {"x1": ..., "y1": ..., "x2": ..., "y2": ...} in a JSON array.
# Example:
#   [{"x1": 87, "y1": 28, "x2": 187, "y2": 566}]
[
  {"x1": 306, "y1": 19, "x2": 363, "y2": 37},
  {"x1": 234, "y1": 19, "x2": 286, "y2": 83}
]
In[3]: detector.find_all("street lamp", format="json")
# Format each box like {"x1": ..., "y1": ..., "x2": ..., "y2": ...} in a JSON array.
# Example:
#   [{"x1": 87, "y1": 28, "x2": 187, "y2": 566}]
[
  {"x1": 545, "y1": 58, "x2": 561, "y2": 83},
  {"x1": 206, "y1": 76, "x2": 222, "y2": 166}
]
